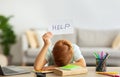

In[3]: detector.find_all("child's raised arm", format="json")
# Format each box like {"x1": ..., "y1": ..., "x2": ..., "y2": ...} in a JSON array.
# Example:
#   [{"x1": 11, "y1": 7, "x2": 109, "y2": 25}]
[{"x1": 34, "y1": 32, "x2": 53, "y2": 71}]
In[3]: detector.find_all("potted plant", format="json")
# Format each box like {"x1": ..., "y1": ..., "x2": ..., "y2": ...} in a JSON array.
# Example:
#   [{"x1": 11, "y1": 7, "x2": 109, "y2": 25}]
[{"x1": 0, "y1": 15, "x2": 16, "y2": 64}]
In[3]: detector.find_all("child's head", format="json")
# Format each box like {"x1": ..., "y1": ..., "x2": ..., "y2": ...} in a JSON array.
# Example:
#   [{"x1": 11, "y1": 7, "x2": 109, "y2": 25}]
[{"x1": 52, "y1": 40, "x2": 73, "y2": 66}]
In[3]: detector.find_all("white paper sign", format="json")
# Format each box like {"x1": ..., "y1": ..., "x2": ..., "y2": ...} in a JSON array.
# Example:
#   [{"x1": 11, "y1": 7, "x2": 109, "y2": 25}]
[{"x1": 48, "y1": 23, "x2": 74, "y2": 35}]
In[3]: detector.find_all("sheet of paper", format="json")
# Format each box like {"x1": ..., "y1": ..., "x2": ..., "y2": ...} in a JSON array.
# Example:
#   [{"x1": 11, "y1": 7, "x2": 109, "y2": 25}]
[{"x1": 48, "y1": 23, "x2": 74, "y2": 35}]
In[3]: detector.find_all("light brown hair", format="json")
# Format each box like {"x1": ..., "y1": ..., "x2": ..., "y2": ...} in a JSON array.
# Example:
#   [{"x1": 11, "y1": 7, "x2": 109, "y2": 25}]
[{"x1": 52, "y1": 40, "x2": 73, "y2": 66}]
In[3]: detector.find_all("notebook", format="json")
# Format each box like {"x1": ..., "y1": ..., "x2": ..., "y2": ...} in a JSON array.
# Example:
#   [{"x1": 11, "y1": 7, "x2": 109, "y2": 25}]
[
  {"x1": 0, "y1": 65, "x2": 31, "y2": 76},
  {"x1": 53, "y1": 64, "x2": 88, "y2": 76}
]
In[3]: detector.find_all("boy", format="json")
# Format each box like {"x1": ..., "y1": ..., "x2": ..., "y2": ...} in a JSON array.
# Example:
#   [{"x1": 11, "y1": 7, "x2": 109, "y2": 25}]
[{"x1": 34, "y1": 32, "x2": 86, "y2": 71}]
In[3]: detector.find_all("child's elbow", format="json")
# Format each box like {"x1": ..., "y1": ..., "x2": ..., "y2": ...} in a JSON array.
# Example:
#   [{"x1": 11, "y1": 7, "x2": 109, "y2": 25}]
[{"x1": 34, "y1": 65, "x2": 41, "y2": 71}]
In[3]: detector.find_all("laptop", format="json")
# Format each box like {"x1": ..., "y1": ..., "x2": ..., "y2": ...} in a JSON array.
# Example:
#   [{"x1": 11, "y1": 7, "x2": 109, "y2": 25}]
[{"x1": 0, "y1": 65, "x2": 31, "y2": 76}]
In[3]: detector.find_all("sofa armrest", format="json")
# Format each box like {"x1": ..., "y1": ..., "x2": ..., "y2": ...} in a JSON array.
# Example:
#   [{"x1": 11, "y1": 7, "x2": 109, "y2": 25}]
[{"x1": 21, "y1": 34, "x2": 29, "y2": 52}]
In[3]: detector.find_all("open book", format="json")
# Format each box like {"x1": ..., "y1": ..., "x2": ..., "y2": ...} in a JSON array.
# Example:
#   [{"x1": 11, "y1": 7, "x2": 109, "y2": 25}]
[{"x1": 53, "y1": 64, "x2": 88, "y2": 76}]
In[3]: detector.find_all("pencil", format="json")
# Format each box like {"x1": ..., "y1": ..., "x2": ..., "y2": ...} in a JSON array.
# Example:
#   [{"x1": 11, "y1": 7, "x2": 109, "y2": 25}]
[{"x1": 96, "y1": 72, "x2": 119, "y2": 75}]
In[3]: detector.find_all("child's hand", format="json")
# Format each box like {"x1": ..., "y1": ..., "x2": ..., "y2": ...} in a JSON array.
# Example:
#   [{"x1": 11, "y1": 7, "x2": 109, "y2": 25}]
[{"x1": 42, "y1": 32, "x2": 53, "y2": 46}]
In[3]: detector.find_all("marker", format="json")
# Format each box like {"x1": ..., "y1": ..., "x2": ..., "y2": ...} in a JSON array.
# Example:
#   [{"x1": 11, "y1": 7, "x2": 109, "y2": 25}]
[
  {"x1": 101, "y1": 53, "x2": 110, "y2": 65},
  {"x1": 93, "y1": 53, "x2": 97, "y2": 58},
  {"x1": 93, "y1": 52, "x2": 99, "y2": 58},
  {"x1": 101, "y1": 51, "x2": 103, "y2": 59}
]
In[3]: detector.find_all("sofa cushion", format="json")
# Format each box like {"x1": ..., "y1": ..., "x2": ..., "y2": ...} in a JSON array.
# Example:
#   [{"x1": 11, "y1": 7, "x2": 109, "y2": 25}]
[
  {"x1": 80, "y1": 47, "x2": 120, "y2": 65},
  {"x1": 77, "y1": 29, "x2": 120, "y2": 47},
  {"x1": 34, "y1": 30, "x2": 47, "y2": 48},
  {"x1": 112, "y1": 33, "x2": 120, "y2": 49},
  {"x1": 25, "y1": 48, "x2": 41, "y2": 57},
  {"x1": 80, "y1": 47, "x2": 120, "y2": 58},
  {"x1": 26, "y1": 30, "x2": 38, "y2": 48}
]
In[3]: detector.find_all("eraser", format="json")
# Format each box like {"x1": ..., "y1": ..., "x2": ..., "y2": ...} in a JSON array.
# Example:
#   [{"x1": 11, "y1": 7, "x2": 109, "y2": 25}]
[{"x1": 36, "y1": 72, "x2": 46, "y2": 77}]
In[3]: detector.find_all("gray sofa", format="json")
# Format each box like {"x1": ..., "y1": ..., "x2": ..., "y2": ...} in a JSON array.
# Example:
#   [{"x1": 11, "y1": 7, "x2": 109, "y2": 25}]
[
  {"x1": 77, "y1": 29, "x2": 120, "y2": 66},
  {"x1": 21, "y1": 28, "x2": 120, "y2": 66}
]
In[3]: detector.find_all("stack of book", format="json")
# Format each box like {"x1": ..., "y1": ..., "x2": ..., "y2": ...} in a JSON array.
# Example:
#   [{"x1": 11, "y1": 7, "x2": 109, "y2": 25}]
[{"x1": 53, "y1": 64, "x2": 88, "y2": 76}]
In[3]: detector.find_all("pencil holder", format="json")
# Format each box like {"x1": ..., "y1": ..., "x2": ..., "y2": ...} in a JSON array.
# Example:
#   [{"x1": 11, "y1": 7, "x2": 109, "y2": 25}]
[{"x1": 96, "y1": 58, "x2": 106, "y2": 72}]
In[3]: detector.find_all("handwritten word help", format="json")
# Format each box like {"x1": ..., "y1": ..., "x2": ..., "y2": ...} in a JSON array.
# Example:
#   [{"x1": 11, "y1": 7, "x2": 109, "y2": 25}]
[
  {"x1": 52, "y1": 24, "x2": 70, "y2": 30},
  {"x1": 48, "y1": 23, "x2": 74, "y2": 35}
]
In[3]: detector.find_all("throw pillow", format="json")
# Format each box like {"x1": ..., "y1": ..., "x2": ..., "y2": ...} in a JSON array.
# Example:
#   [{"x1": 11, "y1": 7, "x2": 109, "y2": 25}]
[
  {"x1": 112, "y1": 33, "x2": 120, "y2": 49},
  {"x1": 26, "y1": 30, "x2": 38, "y2": 48},
  {"x1": 34, "y1": 30, "x2": 47, "y2": 48}
]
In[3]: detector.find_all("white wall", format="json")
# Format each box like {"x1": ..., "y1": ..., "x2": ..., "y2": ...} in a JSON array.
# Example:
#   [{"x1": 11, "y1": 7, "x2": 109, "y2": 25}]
[{"x1": 0, "y1": 0, "x2": 120, "y2": 64}]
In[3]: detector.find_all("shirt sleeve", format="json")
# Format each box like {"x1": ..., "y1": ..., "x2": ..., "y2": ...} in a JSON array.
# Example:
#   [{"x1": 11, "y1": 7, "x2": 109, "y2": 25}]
[
  {"x1": 73, "y1": 44, "x2": 84, "y2": 61},
  {"x1": 45, "y1": 46, "x2": 54, "y2": 65},
  {"x1": 45, "y1": 47, "x2": 52, "y2": 62}
]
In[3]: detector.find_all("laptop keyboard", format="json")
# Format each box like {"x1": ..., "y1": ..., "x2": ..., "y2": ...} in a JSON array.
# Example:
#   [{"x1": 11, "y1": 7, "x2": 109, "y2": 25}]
[{"x1": 2, "y1": 67, "x2": 18, "y2": 74}]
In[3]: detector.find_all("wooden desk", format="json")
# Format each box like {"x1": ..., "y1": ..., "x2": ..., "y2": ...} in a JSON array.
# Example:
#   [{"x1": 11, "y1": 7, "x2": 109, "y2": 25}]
[{"x1": 1, "y1": 67, "x2": 120, "y2": 77}]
